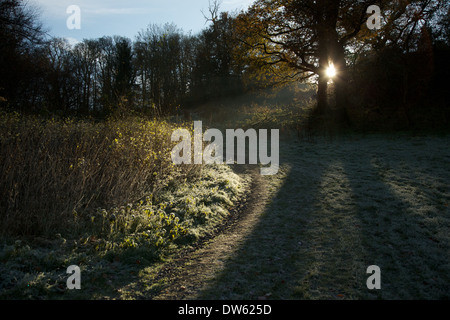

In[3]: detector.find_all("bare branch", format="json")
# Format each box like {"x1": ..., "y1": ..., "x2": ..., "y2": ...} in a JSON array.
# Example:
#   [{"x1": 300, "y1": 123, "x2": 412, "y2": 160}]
[{"x1": 201, "y1": 0, "x2": 222, "y2": 25}]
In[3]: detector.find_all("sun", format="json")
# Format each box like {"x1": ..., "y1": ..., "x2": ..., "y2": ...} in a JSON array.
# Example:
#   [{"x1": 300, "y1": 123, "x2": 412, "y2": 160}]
[{"x1": 326, "y1": 63, "x2": 336, "y2": 79}]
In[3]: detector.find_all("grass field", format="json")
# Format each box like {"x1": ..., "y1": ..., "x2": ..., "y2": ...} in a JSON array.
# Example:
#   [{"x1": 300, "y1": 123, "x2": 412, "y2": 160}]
[
  {"x1": 198, "y1": 133, "x2": 450, "y2": 300},
  {"x1": 0, "y1": 109, "x2": 448, "y2": 299}
]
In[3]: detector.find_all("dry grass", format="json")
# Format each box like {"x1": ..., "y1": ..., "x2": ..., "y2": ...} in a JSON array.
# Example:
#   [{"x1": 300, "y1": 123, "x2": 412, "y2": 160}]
[
  {"x1": 0, "y1": 111, "x2": 198, "y2": 237},
  {"x1": 0, "y1": 111, "x2": 247, "y2": 298}
]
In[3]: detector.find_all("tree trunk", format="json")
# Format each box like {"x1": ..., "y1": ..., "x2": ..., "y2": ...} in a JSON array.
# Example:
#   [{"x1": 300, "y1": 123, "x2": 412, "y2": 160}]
[
  {"x1": 331, "y1": 40, "x2": 350, "y2": 127},
  {"x1": 316, "y1": 1, "x2": 329, "y2": 117},
  {"x1": 312, "y1": 0, "x2": 350, "y2": 129},
  {"x1": 317, "y1": 72, "x2": 328, "y2": 115}
]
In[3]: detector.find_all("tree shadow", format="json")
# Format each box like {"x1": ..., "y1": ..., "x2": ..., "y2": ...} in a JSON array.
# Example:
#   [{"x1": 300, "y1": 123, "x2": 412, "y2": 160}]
[
  {"x1": 196, "y1": 137, "x2": 337, "y2": 299},
  {"x1": 340, "y1": 136, "x2": 450, "y2": 299},
  {"x1": 196, "y1": 135, "x2": 450, "y2": 300}
]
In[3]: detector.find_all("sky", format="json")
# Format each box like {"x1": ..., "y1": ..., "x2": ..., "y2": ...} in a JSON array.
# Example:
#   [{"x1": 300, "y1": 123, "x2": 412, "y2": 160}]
[{"x1": 31, "y1": 0, "x2": 255, "y2": 45}]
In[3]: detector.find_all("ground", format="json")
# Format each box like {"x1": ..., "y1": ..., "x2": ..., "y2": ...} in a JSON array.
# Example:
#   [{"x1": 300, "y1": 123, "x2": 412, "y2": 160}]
[
  {"x1": 1, "y1": 133, "x2": 449, "y2": 299},
  {"x1": 118, "y1": 133, "x2": 450, "y2": 300}
]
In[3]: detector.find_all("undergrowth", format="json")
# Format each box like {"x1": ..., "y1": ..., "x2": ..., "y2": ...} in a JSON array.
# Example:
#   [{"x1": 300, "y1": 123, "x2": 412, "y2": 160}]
[
  {"x1": 0, "y1": 111, "x2": 197, "y2": 237},
  {"x1": 0, "y1": 111, "x2": 248, "y2": 299}
]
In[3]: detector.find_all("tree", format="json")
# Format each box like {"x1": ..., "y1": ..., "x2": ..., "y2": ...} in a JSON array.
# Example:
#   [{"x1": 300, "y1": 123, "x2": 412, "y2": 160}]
[
  {"x1": 0, "y1": 0, "x2": 45, "y2": 51},
  {"x1": 113, "y1": 37, "x2": 134, "y2": 101},
  {"x1": 134, "y1": 23, "x2": 196, "y2": 115},
  {"x1": 348, "y1": 0, "x2": 449, "y2": 129},
  {"x1": 43, "y1": 38, "x2": 77, "y2": 113},
  {"x1": 235, "y1": 0, "x2": 447, "y2": 127},
  {"x1": 71, "y1": 40, "x2": 101, "y2": 115},
  {"x1": 0, "y1": 0, "x2": 46, "y2": 110},
  {"x1": 190, "y1": 8, "x2": 245, "y2": 105}
]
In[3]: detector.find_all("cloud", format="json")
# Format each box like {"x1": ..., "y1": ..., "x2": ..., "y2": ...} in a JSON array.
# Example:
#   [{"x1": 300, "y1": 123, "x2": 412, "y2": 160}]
[
  {"x1": 84, "y1": 7, "x2": 149, "y2": 15},
  {"x1": 32, "y1": 0, "x2": 152, "y2": 18},
  {"x1": 65, "y1": 37, "x2": 80, "y2": 46},
  {"x1": 31, "y1": 0, "x2": 68, "y2": 16}
]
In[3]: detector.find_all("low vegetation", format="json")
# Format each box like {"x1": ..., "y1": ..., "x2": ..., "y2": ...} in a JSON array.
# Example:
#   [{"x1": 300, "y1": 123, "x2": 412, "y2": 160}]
[{"x1": 0, "y1": 112, "x2": 247, "y2": 299}]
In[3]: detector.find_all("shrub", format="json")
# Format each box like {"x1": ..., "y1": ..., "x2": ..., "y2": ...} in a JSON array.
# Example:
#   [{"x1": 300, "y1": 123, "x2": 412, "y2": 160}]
[{"x1": 0, "y1": 111, "x2": 199, "y2": 237}]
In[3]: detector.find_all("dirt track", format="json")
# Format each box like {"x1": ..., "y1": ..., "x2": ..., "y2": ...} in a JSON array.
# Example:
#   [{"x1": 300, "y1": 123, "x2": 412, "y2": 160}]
[
  {"x1": 117, "y1": 135, "x2": 450, "y2": 300},
  {"x1": 149, "y1": 165, "x2": 268, "y2": 300}
]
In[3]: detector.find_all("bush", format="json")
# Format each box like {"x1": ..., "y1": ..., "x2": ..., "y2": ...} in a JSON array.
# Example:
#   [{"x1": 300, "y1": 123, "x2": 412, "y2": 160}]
[{"x1": 0, "y1": 111, "x2": 199, "y2": 237}]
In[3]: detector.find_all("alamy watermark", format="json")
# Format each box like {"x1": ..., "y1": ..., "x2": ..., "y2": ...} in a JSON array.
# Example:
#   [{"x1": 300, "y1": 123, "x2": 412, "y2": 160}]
[
  {"x1": 66, "y1": 5, "x2": 81, "y2": 30},
  {"x1": 366, "y1": 265, "x2": 381, "y2": 290},
  {"x1": 171, "y1": 121, "x2": 279, "y2": 175},
  {"x1": 66, "y1": 265, "x2": 81, "y2": 289},
  {"x1": 367, "y1": 5, "x2": 382, "y2": 30}
]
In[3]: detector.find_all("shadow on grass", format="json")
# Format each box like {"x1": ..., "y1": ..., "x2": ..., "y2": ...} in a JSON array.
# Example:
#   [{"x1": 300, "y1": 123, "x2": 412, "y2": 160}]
[
  {"x1": 197, "y1": 135, "x2": 450, "y2": 300},
  {"x1": 341, "y1": 138, "x2": 450, "y2": 299}
]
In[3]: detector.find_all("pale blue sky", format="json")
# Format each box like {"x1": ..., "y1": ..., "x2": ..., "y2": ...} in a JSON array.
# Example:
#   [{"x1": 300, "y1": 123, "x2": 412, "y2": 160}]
[{"x1": 31, "y1": 0, "x2": 255, "y2": 45}]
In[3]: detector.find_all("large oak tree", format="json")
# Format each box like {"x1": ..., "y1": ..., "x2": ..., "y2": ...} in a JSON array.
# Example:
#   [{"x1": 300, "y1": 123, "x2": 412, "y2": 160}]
[{"x1": 235, "y1": 0, "x2": 447, "y2": 126}]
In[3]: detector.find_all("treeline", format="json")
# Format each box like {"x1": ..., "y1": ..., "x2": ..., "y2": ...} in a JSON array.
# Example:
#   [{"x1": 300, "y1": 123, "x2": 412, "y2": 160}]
[
  {"x1": 1, "y1": 0, "x2": 450, "y2": 130},
  {"x1": 0, "y1": 1, "x2": 247, "y2": 118}
]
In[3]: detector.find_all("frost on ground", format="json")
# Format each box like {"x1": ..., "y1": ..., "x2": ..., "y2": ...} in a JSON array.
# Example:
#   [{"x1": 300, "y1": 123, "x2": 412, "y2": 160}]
[
  {"x1": 0, "y1": 163, "x2": 248, "y2": 299},
  {"x1": 199, "y1": 134, "x2": 449, "y2": 300},
  {"x1": 1, "y1": 133, "x2": 448, "y2": 300}
]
